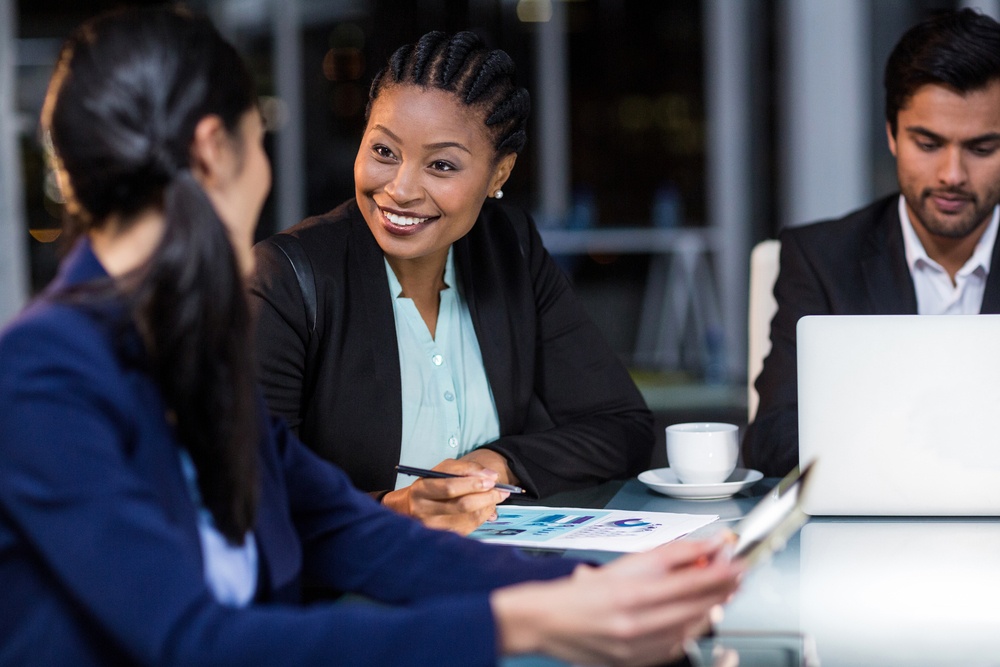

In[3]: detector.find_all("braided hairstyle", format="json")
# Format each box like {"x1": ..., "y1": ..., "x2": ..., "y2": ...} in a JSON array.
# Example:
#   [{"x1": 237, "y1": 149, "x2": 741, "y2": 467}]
[
  {"x1": 41, "y1": 7, "x2": 259, "y2": 544},
  {"x1": 367, "y1": 30, "x2": 530, "y2": 159}
]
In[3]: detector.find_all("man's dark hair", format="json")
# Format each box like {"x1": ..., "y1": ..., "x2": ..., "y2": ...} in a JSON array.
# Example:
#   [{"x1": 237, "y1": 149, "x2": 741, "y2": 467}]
[{"x1": 885, "y1": 8, "x2": 1000, "y2": 135}]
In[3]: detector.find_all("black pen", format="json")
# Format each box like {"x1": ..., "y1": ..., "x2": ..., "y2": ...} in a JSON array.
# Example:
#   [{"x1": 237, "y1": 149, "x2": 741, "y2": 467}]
[{"x1": 395, "y1": 464, "x2": 526, "y2": 494}]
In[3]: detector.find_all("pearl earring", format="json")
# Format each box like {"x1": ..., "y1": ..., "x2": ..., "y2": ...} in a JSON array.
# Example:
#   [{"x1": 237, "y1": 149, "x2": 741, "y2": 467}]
[{"x1": 494, "y1": 189, "x2": 504, "y2": 199}]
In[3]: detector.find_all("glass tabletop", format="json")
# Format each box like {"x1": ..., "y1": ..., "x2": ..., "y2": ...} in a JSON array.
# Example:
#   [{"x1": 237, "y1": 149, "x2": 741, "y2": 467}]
[{"x1": 506, "y1": 477, "x2": 1000, "y2": 666}]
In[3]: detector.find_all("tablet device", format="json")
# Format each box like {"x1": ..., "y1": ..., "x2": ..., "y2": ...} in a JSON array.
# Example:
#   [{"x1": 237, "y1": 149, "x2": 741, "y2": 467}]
[{"x1": 732, "y1": 462, "x2": 813, "y2": 566}]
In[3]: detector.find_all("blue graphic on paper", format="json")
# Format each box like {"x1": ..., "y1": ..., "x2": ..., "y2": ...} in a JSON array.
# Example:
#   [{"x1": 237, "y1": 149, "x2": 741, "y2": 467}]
[{"x1": 471, "y1": 508, "x2": 663, "y2": 544}]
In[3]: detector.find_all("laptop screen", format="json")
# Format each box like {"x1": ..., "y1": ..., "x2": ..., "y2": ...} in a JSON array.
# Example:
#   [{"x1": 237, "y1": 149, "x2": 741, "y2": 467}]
[{"x1": 796, "y1": 314, "x2": 1000, "y2": 516}]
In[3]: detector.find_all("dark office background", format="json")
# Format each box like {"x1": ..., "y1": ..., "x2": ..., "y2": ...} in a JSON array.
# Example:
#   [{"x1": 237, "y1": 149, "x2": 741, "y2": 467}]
[{"x1": 8, "y1": 0, "x2": 966, "y2": 452}]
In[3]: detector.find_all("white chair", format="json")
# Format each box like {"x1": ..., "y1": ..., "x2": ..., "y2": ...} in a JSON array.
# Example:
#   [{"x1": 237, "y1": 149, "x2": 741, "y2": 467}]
[{"x1": 747, "y1": 239, "x2": 781, "y2": 422}]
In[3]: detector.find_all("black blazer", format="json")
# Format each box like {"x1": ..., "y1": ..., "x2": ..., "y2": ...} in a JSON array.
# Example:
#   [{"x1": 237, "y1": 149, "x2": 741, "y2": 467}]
[
  {"x1": 743, "y1": 194, "x2": 1000, "y2": 476},
  {"x1": 250, "y1": 199, "x2": 653, "y2": 497}
]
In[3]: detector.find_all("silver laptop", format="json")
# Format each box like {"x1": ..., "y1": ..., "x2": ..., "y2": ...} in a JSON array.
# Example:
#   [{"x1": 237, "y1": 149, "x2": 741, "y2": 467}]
[{"x1": 797, "y1": 314, "x2": 1000, "y2": 516}]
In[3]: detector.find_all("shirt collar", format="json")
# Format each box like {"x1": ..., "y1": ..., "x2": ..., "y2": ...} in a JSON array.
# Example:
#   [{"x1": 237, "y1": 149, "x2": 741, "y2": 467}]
[
  {"x1": 384, "y1": 246, "x2": 455, "y2": 299},
  {"x1": 51, "y1": 236, "x2": 110, "y2": 290},
  {"x1": 898, "y1": 194, "x2": 999, "y2": 277}
]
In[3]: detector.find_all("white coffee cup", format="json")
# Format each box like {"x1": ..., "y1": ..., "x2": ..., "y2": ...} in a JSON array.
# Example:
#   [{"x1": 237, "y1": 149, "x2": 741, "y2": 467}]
[{"x1": 666, "y1": 422, "x2": 739, "y2": 484}]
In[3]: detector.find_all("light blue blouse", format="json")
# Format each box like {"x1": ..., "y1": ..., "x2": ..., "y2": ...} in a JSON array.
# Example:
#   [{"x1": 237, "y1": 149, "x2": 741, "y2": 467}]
[
  {"x1": 385, "y1": 248, "x2": 501, "y2": 490},
  {"x1": 178, "y1": 449, "x2": 257, "y2": 607}
]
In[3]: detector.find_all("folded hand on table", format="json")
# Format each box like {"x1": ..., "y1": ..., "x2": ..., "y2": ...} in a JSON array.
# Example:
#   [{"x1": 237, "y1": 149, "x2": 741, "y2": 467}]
[
  {"x1": 491, "y1": 538, "x2": 744, "y2": 666},
  {"x1": 381, "y1": 457, "x2": 511, "y2": 534}
]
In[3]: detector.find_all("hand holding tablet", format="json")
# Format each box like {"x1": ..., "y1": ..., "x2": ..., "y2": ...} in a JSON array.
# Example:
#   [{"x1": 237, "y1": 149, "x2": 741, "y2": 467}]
[{"x1": 731, "y1": 463, "x2": 815, "y2": 566}]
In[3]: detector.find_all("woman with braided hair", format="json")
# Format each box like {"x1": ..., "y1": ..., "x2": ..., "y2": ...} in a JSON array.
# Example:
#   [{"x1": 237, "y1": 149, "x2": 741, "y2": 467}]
[
  {"x1": 252, "y1": 31, "x2": 654, "y2": 534},
  {"x1": 0, "y1": 10, "x2": 742, "y2": 665}
]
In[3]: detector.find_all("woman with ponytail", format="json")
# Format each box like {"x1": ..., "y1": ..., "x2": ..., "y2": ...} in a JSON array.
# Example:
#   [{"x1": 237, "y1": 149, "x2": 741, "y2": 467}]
[
  {"x1": 252, "y1": 31, "x2": 654, "y2": 534},
  {"x1": 0, "y1": 10, "x2": 741, "y2": 665}
]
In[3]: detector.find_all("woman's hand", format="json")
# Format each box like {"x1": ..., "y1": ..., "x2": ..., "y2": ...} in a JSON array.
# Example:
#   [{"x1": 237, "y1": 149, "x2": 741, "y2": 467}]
[
  {"x1": 491, "y1": 538, "x2": 744, "y2": 666},
  {"x1": 382, "y1": 459, "x2": 510, "y2": 534}
]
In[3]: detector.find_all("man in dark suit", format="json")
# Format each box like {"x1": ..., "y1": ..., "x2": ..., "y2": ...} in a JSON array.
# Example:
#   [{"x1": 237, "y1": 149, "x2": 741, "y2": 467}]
[{"x1": 744, "y1": 9, "x2": 1000, "y2": 476}]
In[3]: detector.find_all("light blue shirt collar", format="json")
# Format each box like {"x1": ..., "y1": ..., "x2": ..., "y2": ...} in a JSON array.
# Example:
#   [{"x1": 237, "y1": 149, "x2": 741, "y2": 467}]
[{"x1": 385, "y1": 247, "x2": 457, "y2": 298}]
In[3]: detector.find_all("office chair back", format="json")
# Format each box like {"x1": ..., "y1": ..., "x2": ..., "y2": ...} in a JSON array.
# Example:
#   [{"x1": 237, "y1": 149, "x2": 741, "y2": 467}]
[{"x1": 747, "y1": 239, "x2": 781, "y2": 421}]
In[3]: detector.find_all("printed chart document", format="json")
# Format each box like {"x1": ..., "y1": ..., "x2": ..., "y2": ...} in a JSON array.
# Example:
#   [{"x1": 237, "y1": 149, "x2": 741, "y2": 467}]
[{"x1": 470, "y1": 506, "x2": 718, "y2": 552}]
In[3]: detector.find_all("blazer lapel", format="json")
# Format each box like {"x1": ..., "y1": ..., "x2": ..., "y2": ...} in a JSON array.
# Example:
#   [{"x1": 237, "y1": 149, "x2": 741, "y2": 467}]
[
  {"x1": 348, "y1": 211, "x2": 403, "y2": 487},
  {"x1": 861, "y1": 201, "x2": 918, "y2": 314},
  {"x1": 455, "y1": 224, "x2": 519, "y2": 435},
  {"x1": 980, "y1": 224, "x2": 1000, "y2": 313}
]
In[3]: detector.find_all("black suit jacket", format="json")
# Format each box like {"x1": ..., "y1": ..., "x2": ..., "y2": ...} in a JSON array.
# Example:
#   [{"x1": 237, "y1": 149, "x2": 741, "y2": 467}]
[
  {"x1": 743, "y1": 194, "x2": 1000, "y2": 476},
  {"x1": 250, "y1": 199, "x2": 653, "y2": 497}
]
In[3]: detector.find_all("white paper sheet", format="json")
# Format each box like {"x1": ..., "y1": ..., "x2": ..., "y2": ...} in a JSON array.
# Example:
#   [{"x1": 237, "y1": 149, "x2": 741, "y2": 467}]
[{"x1": 469, "y1": 506, "x2": 718, "y2": 552}]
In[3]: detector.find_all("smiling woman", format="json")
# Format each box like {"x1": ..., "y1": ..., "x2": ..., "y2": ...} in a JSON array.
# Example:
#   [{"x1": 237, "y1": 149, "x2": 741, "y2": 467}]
[
  {"x1": 355, "y1": 85, "x2": 516, "y2": 336},
  {"x1": 0, "y1": 11, "x2": 743, "y2": 665},
  {"x1": 251, "y1": 30, "x2": 655, "y2": 534}
]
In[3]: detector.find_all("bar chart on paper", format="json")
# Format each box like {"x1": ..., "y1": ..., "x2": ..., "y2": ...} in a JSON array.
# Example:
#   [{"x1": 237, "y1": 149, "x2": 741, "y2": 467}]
[{"x1": 469, "y1": 506, "x2": 717, "y2": 552}]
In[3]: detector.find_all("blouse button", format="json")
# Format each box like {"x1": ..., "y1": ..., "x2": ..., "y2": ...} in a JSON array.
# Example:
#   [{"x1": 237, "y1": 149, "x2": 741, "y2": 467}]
[
  {"x1": 431, "y1": 354, "x2": 444, "y2": 366},
  {"x1": 448, "y1": 436, "x2": 458, "y2": 448},
  {"x1": 444, "y1": 391, "x2": 454, "y2": 401}
]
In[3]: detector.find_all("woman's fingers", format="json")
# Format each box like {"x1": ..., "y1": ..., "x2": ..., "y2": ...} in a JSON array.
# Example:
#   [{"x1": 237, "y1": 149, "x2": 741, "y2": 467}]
[
  {"x1": 409, "y1": 477, "x2": 508, "y2": 508},
  {"x1": 432, "y1": 457, "x2": 502, "y2": 485},
  {"x1": 647, "y1": 536, "x2": 735, "y2": 572},
  {"x1": 599, "y1": 539, "x2": 722, "y2": 580},
  {"x1": 386, "y1": 458, "x2": 511, "y2": 533},
  {"x1": 493, "y1": 540, "x2": 745, "y2": 667},
  {"x1": 597, "y1": 566, "x2": 738, "y2": 637}
]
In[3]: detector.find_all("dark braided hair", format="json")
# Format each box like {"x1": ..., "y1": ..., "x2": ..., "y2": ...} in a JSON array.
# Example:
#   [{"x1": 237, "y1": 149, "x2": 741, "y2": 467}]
[
  {"x1": 41, "y1": 7, "x2": 260, "y2": 544},
  {"x1": 367, "y1": 30, "x2": 530, "y2": 159},
  {"x1": 885, "y1": 8, "x2": 1000, "y2": 135}
]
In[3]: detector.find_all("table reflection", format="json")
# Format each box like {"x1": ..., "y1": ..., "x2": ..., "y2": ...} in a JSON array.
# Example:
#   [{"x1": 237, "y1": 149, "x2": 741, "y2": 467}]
[
  {"x1": 510, "y1": 479, "x2": 1000, "y2": 667},
  {"x1": 799, "y1": 520, "x2": 1000, "y2": 665}
]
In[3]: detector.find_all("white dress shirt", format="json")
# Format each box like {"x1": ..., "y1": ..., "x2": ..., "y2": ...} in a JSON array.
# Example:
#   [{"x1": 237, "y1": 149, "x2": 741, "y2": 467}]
[{"x1": 899, "y1": 195, "x2": 998, "y2": 315}]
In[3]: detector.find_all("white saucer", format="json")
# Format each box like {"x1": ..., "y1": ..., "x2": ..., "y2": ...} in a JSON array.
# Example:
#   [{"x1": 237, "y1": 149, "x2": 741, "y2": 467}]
[{"x1": 638, "y1": 468, "x2": 764, "y2": 500}]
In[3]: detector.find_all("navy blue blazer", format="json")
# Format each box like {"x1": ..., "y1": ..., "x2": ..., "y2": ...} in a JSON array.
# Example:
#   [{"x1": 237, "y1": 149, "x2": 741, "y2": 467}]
[
  {"x1": 250, "y1": 200, "x2": 653, "y2": 497},
  {"x1": 743, "y1": 194, "x2": 1000, "y2": 476},
  {"x1": 0, "y1": 239, "x2": 576, "y2": 666}
]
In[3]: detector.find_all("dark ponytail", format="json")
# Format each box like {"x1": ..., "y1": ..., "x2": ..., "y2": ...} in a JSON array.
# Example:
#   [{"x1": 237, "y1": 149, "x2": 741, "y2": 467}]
[
  {"x1": 367, "y1": 31, "x2": 530, "y2": 159},
  {"x1": 42, "y1": 7, "x2": 259, "y2": 543}
]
